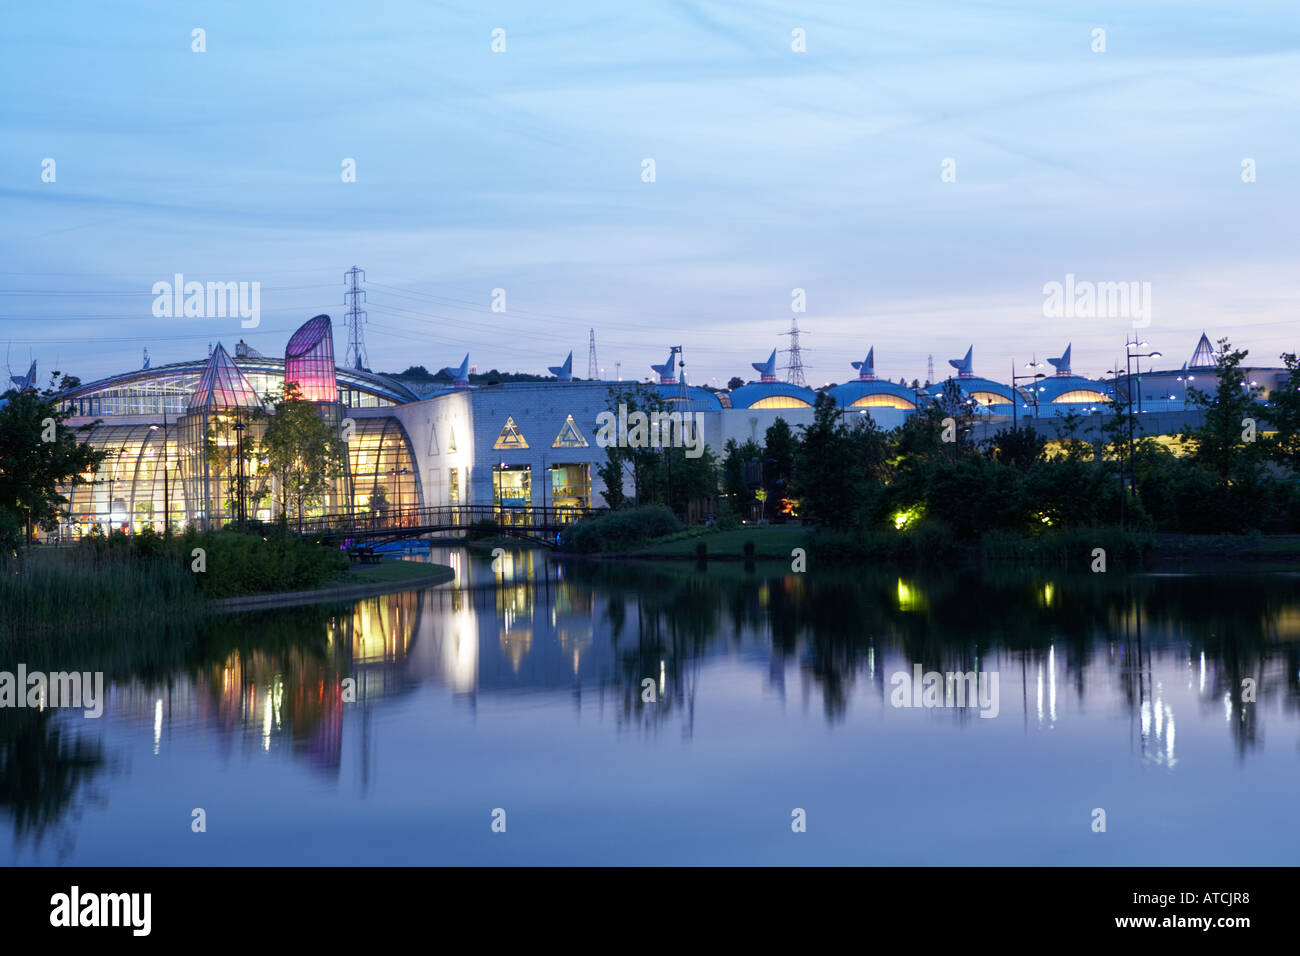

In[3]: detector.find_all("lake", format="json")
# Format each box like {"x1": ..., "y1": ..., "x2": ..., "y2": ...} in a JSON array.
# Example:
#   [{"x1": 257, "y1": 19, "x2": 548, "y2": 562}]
[{"x1": 3, "y1": 548, "x2": 1298, "y2": 865}]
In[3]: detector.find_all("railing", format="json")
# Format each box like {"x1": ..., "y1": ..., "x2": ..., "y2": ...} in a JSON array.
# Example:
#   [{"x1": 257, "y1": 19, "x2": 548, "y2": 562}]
[{"x1": 299, "y1": 504, "x2": 607, "y2": 537}]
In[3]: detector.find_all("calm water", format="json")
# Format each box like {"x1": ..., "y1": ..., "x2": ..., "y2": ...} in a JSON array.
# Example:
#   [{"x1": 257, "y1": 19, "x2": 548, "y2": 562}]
[{"x1": 3, "y1": 548, "x2": 1299, "y2": 865}]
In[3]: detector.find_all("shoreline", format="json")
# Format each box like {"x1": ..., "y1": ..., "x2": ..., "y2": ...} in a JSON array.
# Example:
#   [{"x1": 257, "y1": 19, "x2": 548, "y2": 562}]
[
  {"x1": 551, "y1": 532, "x2": 1300, "y2": 573},
  {"x1": 211, "y1": 563, "x2": 455, "y2": 612}
]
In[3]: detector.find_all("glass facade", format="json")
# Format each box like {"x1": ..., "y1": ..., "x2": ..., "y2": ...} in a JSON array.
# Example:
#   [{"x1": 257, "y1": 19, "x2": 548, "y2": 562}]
[
  {"x1": 550, "y1": 463, "x2": 590, "y2": 518},
  {"x1": 64, "y1": 424, "x2": 182, "y2": 535},
  {"x1": 189, "y1": 344, "x2": 264, "y2": 411},
  {"x1": 493, "y1": 464, "x2": 532, "y2": 525},
  {"x1": 284, "y1": 315, "x2": 339, "y2": 403},
  {"x1": 61, "y1": 362, "x2": 404, "y2": 418},
  {"x1": 176, "y1": 407, "x2": 267, "y2": 530},
  {"x1": 350, "y1": 418, "x2": 420, "y2": 522},
  {"x1": 56, "y1": 414, "x2": 416, "y2": 536}
]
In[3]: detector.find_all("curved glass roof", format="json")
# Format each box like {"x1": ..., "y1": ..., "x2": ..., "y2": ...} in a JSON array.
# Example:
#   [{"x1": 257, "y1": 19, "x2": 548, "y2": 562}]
[
  {"x1": 826, "y1": 380, "x2": 919, "y2": 408},
  {"x1": 58, "y1": 354, "x2": 418, "y2": 416},
  {"x1": 284, "y1": 315, "x2": 339, "y2": 402},
  {"x1": 729, "y1": 382, "x2": 817, "y2": 408},
  {"x1": 655, "y1": 383, "x2": 723, "y2": 410},
  {"x1": 942, "y1": 376, "x2": 1015, "y2": 403},
  {"x1": 1029, "y1": 375, "x2": 1116, "y2": 404}
]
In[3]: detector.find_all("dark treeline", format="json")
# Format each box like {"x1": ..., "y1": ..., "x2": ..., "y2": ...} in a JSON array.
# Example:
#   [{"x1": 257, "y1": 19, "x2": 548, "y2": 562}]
[{"x1": 721, "y1": 340, "x2": 1300, "y2": 543}]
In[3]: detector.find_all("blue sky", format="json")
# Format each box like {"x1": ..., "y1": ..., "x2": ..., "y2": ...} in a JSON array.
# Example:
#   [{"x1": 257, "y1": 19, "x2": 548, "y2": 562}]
[{"x1": 2, "y1": 0, "x2": 1297, "y2": 388}]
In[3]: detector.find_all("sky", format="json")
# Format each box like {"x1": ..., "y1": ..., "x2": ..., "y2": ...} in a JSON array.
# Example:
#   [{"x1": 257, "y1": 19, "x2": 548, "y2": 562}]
[{"x1": 1, "y1": 0, "x2": 1297, "y2": 389}]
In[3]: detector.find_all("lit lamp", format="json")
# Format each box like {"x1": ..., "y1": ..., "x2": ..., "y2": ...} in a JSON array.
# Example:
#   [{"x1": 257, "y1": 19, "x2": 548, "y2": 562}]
[{"x1": 147, "y1": 416, "x2": 171, "y2": 535}]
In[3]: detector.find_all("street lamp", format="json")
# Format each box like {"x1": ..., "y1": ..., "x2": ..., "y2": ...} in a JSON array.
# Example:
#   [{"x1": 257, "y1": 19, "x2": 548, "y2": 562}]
[
  {"x1": 232, "y1": 421, "x2": 247, "y2": 528},
  {"x1": 1119, "y1": 340, "x2": 1162, "y2": 527},
  {"x1": 147, "y1": 414, "x2": 170, "y2": 535},
  {"x1": 1011, "y1": 360, "x2": 1047, "y2": 428}
]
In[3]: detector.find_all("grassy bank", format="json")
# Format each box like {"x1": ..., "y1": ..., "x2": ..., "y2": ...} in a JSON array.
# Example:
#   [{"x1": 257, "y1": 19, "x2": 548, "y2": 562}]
[
  {"x1": 338, "y1": 560, "x2": 453, "y2": 585},
  {"x1": 0, "y1": 545, "x2": 206, "y2": 640},
  {"x1": 0, "y1": 530, "x2": 448, "y2": 642},
  {"x1": 572, "y1": 518, "x2": 1299, "y2": 573},
  {"x1": 633, "y1": 524, "x2": 810, "y2": 558}
]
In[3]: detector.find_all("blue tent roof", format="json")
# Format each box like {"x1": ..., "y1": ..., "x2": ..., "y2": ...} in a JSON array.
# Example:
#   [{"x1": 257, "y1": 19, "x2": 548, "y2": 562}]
[
  {"x1": 1027, "y1": 375, "x2": 1115, "y2": 404},
  {"x1": 655, "y1": 383, "x2": 722, "y2": 410},
  {"x1": 826, "y1": 380, "x2": 918, "y2": 408},
  {"x1": 729, "y1": 382, "x2": 816, "y2": 408}
]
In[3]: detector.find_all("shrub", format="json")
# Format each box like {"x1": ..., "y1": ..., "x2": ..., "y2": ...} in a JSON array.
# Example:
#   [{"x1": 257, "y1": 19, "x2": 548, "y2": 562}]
[{"x1": 558, "y1": 504, "x2": 682, "y2": 553}]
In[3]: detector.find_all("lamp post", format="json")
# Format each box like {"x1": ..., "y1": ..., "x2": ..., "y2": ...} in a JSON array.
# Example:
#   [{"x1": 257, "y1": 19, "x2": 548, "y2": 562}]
[
  {"x1": 387, "y1": 466, "x2": 409, "y2": 525},
  {"x1": 1120, "y1": 341, "x2": 1162, "y2": 526},
  {"x1": 1011, "y1": 360, "x2": 1047, "y2": 429},
  {"x1": 232, "y1": 421, "x2": 246, "y2": 528},
  {"x1": 148, "y1": 413, "x2": 170, "y2": 535}
]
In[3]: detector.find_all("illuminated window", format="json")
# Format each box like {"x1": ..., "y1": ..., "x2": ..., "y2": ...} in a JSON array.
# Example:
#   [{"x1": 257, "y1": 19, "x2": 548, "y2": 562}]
[
  {"x1": 552, "y1": 415, "x2": 589, "y2": 448},
  {"x1": 968, "y1": 391, "x2": 1007, "y2": 406},
  {"x1": 850, "y1": 394, "x2": 916, "y2": 409},
  {"x1": 447, "y1": 425, "x2": 457, "y2": 453},
  {"x1": 748, "y1": 395, "x2": 811, "y2": 409},
  {"x1": 429, "y1": 423, "x2": 439, "y2": 455},
  {"x1": 550, "y1": 463, "x2": 590, "y2": 517},
  {"x1": 1052, "y1": 389, "x2": 1112, "y2": 404},
  {"x1": 493, "y1": 464, "x2": 532, "y2": 524},
  {"x1": 493, "y1": 417, "x2": 529, "y2": 450},
  {"x1": 348, "y1": 418, "x2": 419, "y2": 518}
]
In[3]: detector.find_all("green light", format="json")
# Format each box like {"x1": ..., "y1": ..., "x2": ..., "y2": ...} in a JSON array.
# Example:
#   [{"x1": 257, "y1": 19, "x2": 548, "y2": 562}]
[{"x1": 893, "y1": 505, "x2": 922, "y2": 530}]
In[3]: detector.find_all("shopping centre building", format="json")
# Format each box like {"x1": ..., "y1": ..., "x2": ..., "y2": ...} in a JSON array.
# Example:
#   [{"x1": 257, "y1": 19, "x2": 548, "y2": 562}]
[{"x1": 39, "y1": 316, "x2": 1290, "y2": 535}]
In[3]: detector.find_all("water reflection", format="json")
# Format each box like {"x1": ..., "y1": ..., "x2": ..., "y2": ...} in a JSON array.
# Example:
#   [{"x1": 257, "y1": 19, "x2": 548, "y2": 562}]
[{"x1": 3, "y1": 549, "x2": 1299, "y2": 862}]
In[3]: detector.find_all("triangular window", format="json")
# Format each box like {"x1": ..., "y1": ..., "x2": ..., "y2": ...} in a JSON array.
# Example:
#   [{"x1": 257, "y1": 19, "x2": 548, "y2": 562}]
[
  {"x1": 447, "y1": 425, "x2": 457, "y2": 453},
  {"x1": 552, "y1": 414, "x2": 589, "y2": 448},
  {"x1": 428, "y1": 422, "x2": 439, "y2": 455},
  {"x1": 493, "y1": 417, "x2": 529, "y2": 450}
]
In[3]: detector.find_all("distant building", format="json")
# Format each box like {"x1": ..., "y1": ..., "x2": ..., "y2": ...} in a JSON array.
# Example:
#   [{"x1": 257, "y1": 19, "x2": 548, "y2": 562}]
[{"x1": 41, "y1": 321, "x2": 1291, "y2": 535}]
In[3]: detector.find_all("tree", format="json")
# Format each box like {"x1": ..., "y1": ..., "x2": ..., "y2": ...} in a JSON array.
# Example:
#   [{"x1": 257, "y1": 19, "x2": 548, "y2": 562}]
[
  {"x1": 258, "y1": 382, "x2": 347, "y2": 529},
  {"x1": 1181, "y1": 339, "x2": 1267, "y2": 479},
  {"x1": 1266, "y1": 352, "x2": 1300, "y2": 476},
  {"x1": 0, "y1": 387, "x2": 106, "y2": 547},
  {"x1": 727, "y1": 376, "x2": 745, "y2": 391},
  {"x1": 597, "y1": 456, "x2": 627, "y2": 509},
  {"x1": 763, "y1": 418, "x2": 797, "y2": 518},
  {"x1": 793, "y1": 392, "x2": 871, "y2": 529},
  {"x1": 986, "y1": 425, "x2": 1046, "y2": 471}
]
